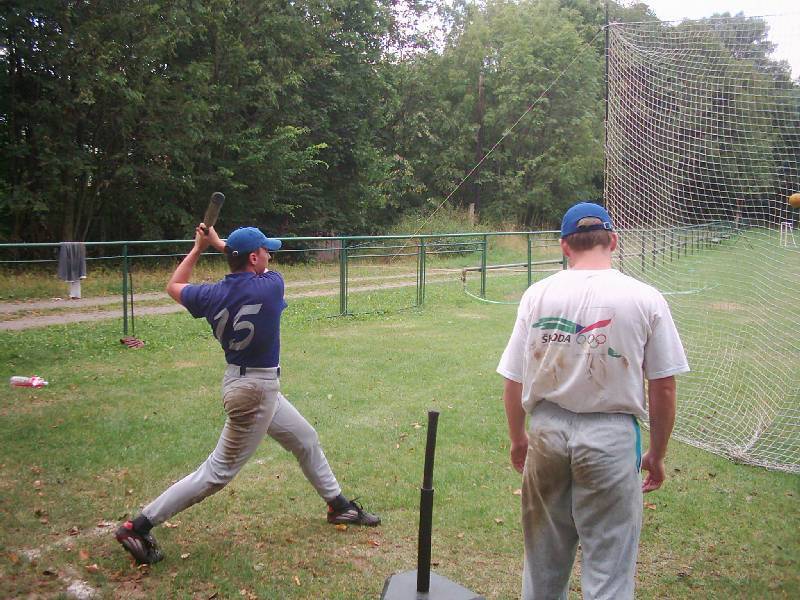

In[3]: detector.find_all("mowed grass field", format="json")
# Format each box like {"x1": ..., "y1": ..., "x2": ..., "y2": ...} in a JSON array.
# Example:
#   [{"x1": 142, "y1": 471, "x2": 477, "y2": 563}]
[{"x1": 1, "y1": 246, "x2": 798, "y2": 598}]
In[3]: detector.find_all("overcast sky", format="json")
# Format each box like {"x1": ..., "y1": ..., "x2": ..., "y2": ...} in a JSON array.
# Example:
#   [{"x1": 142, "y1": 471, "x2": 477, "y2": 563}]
[{"x1": 640, "y1": 1, "x2": 799, "y2": 76}]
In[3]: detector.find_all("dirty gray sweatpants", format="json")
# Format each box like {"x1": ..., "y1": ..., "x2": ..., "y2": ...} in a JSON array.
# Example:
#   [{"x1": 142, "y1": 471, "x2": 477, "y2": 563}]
[
  {"x1": 521, "y1": 401, "x2": 642, "y2": 600},
  {"x1": 142, "y1": 366, "x2": 342, "y2": 526}
]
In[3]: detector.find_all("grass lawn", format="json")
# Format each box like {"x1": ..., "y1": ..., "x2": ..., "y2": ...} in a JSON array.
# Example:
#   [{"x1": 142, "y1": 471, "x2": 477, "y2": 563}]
[{"x1": 0, "y1": 258, "x2": 798, "y2": 598}]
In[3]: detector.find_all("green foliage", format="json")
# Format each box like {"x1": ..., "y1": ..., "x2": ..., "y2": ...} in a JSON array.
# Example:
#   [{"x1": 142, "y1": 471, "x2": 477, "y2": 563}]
[
  {"x1": 381, "y1": 0, "x2": 609, "y2": 229},
  {"x1": 1, "y1": 1, "x2": 796, "y2": 241},
  {"x1": 1, "y1": 0, "x2": 392, "y2": 241}
]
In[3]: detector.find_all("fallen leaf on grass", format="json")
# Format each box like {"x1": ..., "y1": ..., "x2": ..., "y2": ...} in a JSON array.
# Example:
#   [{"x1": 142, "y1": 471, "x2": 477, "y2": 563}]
[
  {"x1": 253, "y1": 563, "x2": 265, "y2": 572},
  {"x1": 457, "y1": 532, "x2": 465, "y2": 539},
  {"x1": 293, "y1": 575, "x2": 301, "y2": 586},
  {"x1": 68, "y1": 526, "x2": 80, "y2": 535},
  {"x1": 367, "y1": 539, "x2": 380, "y2": 547},
  {"x1": 33, "y1": 480, "x2": 43, "y2": 489},
  {"x1": 239, "y1": 589, "x2": 258, "y2": 600},
  {"x1": 644, "y1": 502, "x2": 657, "y2": 510},
  {"x1": 513, "y1": 489, "x2": 522, "y2": 496},
  {"x1": 79, "y1": 550, "x2": 90, "y2": 561},
  {"x1": 39, "y1": 517, "x2": 49, "y2": 524},
  {"x1": 8, "y1": 552, "x2": 19, "y2": 564},
  {"x1": 163, "y1": 521, "x2": 180, "y2": 529},
  {"x1": 180, "y1": 553, "x2": 191, "y2": 559},
  {"x1": 85, "y1": 563, "x2": 100, "y2": 573},
  {"x1": 335, "y1": 524, "x2": 348, "y2": 532},
  {"x1": 494, "y1": 518, "x2": 504, "y2": 525}
]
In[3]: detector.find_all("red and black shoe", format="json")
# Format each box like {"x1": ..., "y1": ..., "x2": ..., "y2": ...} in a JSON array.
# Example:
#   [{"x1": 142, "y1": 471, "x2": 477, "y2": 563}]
[
  {"x1": 327, "y1": 500, "x2": 381, "y2": 527},
  {"x1": 115, "y1": 521, "x2": 164, "y2": 564}
]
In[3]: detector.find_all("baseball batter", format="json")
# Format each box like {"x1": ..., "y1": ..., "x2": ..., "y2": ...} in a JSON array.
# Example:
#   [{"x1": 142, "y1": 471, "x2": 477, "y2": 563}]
[
  {"x1": 497, "y1": 202, "x2": 689, "y2": 599},
  {"x1": 116, "y1": 224, "x2": 379, "y2": 565}
]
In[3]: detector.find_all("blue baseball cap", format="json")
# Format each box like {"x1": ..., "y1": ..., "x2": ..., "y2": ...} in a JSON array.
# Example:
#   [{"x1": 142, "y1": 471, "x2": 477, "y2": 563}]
[
  {"x1": 560, "y1": 202, "x2": 614, "y2": 238},
  {"x1": 225, "y1": 227, "x2": 282, "y2": 254}
]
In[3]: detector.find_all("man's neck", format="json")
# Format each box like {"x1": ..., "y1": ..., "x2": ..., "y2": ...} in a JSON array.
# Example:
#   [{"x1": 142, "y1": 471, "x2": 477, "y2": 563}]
[{"x1": 567, "y1": 248, "x2": 613, "y2": 270}]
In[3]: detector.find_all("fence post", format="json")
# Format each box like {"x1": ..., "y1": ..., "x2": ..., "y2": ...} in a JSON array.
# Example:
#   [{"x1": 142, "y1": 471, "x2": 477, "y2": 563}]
[
  {"x1": 480, "y1": 235, "x2": 488, "y2": 298},
  {"x1": 669, "y1": 227, "x2": 675, "y2": 262},
  {"x1": 527, "y1": 233, "x2": 532, "y2": 287},
  {"x1": 122, "y1": 243, "x2": 129, "y2": 335},
  {"x1": 641, "y1": 231, "x2": 646, "y2": 273},
  {"x1": 417, "y1": 237, "x2": 426, "y2": 307},
  {"x1": 652, "y1": 231, "x2": 656, "y2": 268},
  {"x1": 339, "y1": 238, "x2": 348, "y2": 316}
]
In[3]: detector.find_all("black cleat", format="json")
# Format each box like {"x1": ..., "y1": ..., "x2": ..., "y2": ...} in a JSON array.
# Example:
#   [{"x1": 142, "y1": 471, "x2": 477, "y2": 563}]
[
  {"x1": 115, "y1": 520, "x2": 164, "y2": 564},
  {"x1": 327, "y1": 500, "x2": 381, "y2": 527}
]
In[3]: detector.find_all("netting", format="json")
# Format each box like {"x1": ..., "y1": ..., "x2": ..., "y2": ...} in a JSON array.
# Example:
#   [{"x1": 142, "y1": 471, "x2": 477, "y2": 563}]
[{"x1": 605, "y1": 16, "x2": 800, "y2": 473}]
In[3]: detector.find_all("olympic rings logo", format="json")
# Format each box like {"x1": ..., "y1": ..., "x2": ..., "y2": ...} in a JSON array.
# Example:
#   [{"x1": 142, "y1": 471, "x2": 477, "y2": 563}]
[{"x1": 576, "y1": 333, "x2": 607, "y2": 348}]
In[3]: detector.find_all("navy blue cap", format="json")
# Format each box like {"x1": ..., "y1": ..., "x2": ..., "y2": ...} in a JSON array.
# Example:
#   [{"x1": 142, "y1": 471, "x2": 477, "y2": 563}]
[
  {"x1": 560, "y1": 202, "x2": 614, "y2": 238},
  {"x1": 225, "y1": 227, "x2": 282, "y2": 254}
]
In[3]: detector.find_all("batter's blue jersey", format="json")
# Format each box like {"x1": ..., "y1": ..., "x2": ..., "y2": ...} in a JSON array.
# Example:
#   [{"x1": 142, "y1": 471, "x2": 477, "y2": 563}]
[{"x1": 181, "y1": 271, "x2": 287, "y2": 368}]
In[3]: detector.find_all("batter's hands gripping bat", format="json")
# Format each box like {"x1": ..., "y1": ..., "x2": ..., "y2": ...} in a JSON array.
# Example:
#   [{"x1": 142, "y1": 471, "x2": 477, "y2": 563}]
[{"x1": 201, "y1": 192, "x2": 225, "y2": 234}]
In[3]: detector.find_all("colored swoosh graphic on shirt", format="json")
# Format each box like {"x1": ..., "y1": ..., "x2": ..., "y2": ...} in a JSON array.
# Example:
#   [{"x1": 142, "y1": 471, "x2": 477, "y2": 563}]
[
  {"x1": 531, "y1": 317, "x2": 612, "y2": 334},
  {"x1": 531, "y1": 317, "x2": 581, "y2": 333},
  {"x1": 576, "y1": 319, "x2": 612, "y2": 334}
]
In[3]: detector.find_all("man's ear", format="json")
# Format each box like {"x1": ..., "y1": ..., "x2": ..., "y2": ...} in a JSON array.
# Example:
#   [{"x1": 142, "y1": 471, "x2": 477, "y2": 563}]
[
  {"x1": 609, "y1": 232, "x2": 619, "y2": 252},
  {"x1": 560, "y1": 238, "x2": 571, "y2": 258},
  {"x1": 248, "y1": 251, "x2": 258, "y2": 266}
]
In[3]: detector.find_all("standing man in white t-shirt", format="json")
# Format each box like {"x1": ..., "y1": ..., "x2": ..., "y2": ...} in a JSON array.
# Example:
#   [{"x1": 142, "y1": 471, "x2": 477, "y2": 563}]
[{"x1": 497, "y1": 202, "x2": 689, "y2": 600}]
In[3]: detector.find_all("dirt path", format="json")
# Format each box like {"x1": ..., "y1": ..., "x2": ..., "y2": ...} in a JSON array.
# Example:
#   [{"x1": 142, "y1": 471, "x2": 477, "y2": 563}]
[{"x1": 0, "y1": 271, "x2": 459, "y2": 331}]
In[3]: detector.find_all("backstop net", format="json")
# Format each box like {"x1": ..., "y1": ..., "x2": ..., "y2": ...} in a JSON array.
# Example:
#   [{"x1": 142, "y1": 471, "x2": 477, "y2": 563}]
[{"x1": 605, "y1": 15, "x2": 799, "y2": 473}]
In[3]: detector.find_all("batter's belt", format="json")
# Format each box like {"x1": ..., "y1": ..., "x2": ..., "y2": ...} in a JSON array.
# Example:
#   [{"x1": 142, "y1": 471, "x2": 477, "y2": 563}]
[{"x1": 225, "y1": 364, "x2": 280, "y2": 379}]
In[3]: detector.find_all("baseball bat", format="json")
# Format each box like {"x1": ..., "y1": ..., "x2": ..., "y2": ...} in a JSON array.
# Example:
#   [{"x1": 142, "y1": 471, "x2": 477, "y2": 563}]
[{"x1": 201, "y1": 192, "x2": 225, "y2": 233}]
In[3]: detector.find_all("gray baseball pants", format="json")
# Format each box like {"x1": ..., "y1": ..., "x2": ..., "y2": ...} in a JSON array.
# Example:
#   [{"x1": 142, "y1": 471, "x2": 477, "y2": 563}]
[
  {"x1": 142, "y1": 365, "x2": 342, "y2": 526},
  {"x1": 521, "y1": 401, "x2": 642, "y2": 600}
]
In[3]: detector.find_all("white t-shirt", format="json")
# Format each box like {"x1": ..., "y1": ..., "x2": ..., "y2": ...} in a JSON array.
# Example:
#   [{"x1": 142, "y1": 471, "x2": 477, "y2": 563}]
[{"x1": 497, "y1": 269, "x2": 689, "y2": 419}]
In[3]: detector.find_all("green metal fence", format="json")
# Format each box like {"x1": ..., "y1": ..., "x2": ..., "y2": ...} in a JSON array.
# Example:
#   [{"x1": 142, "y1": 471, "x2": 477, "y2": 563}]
[{"x1": 0, "y1": 223, "x2": 735, "y2": 332}]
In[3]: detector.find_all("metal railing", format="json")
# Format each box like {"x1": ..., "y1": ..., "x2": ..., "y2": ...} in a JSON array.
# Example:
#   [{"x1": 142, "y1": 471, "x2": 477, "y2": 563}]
[
  {"x1": 0, "y1": 232, "x2": 562, "y2": 330},
  {"x1": 0, "y1": 222, "x2": 740, "y2": 331}
]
